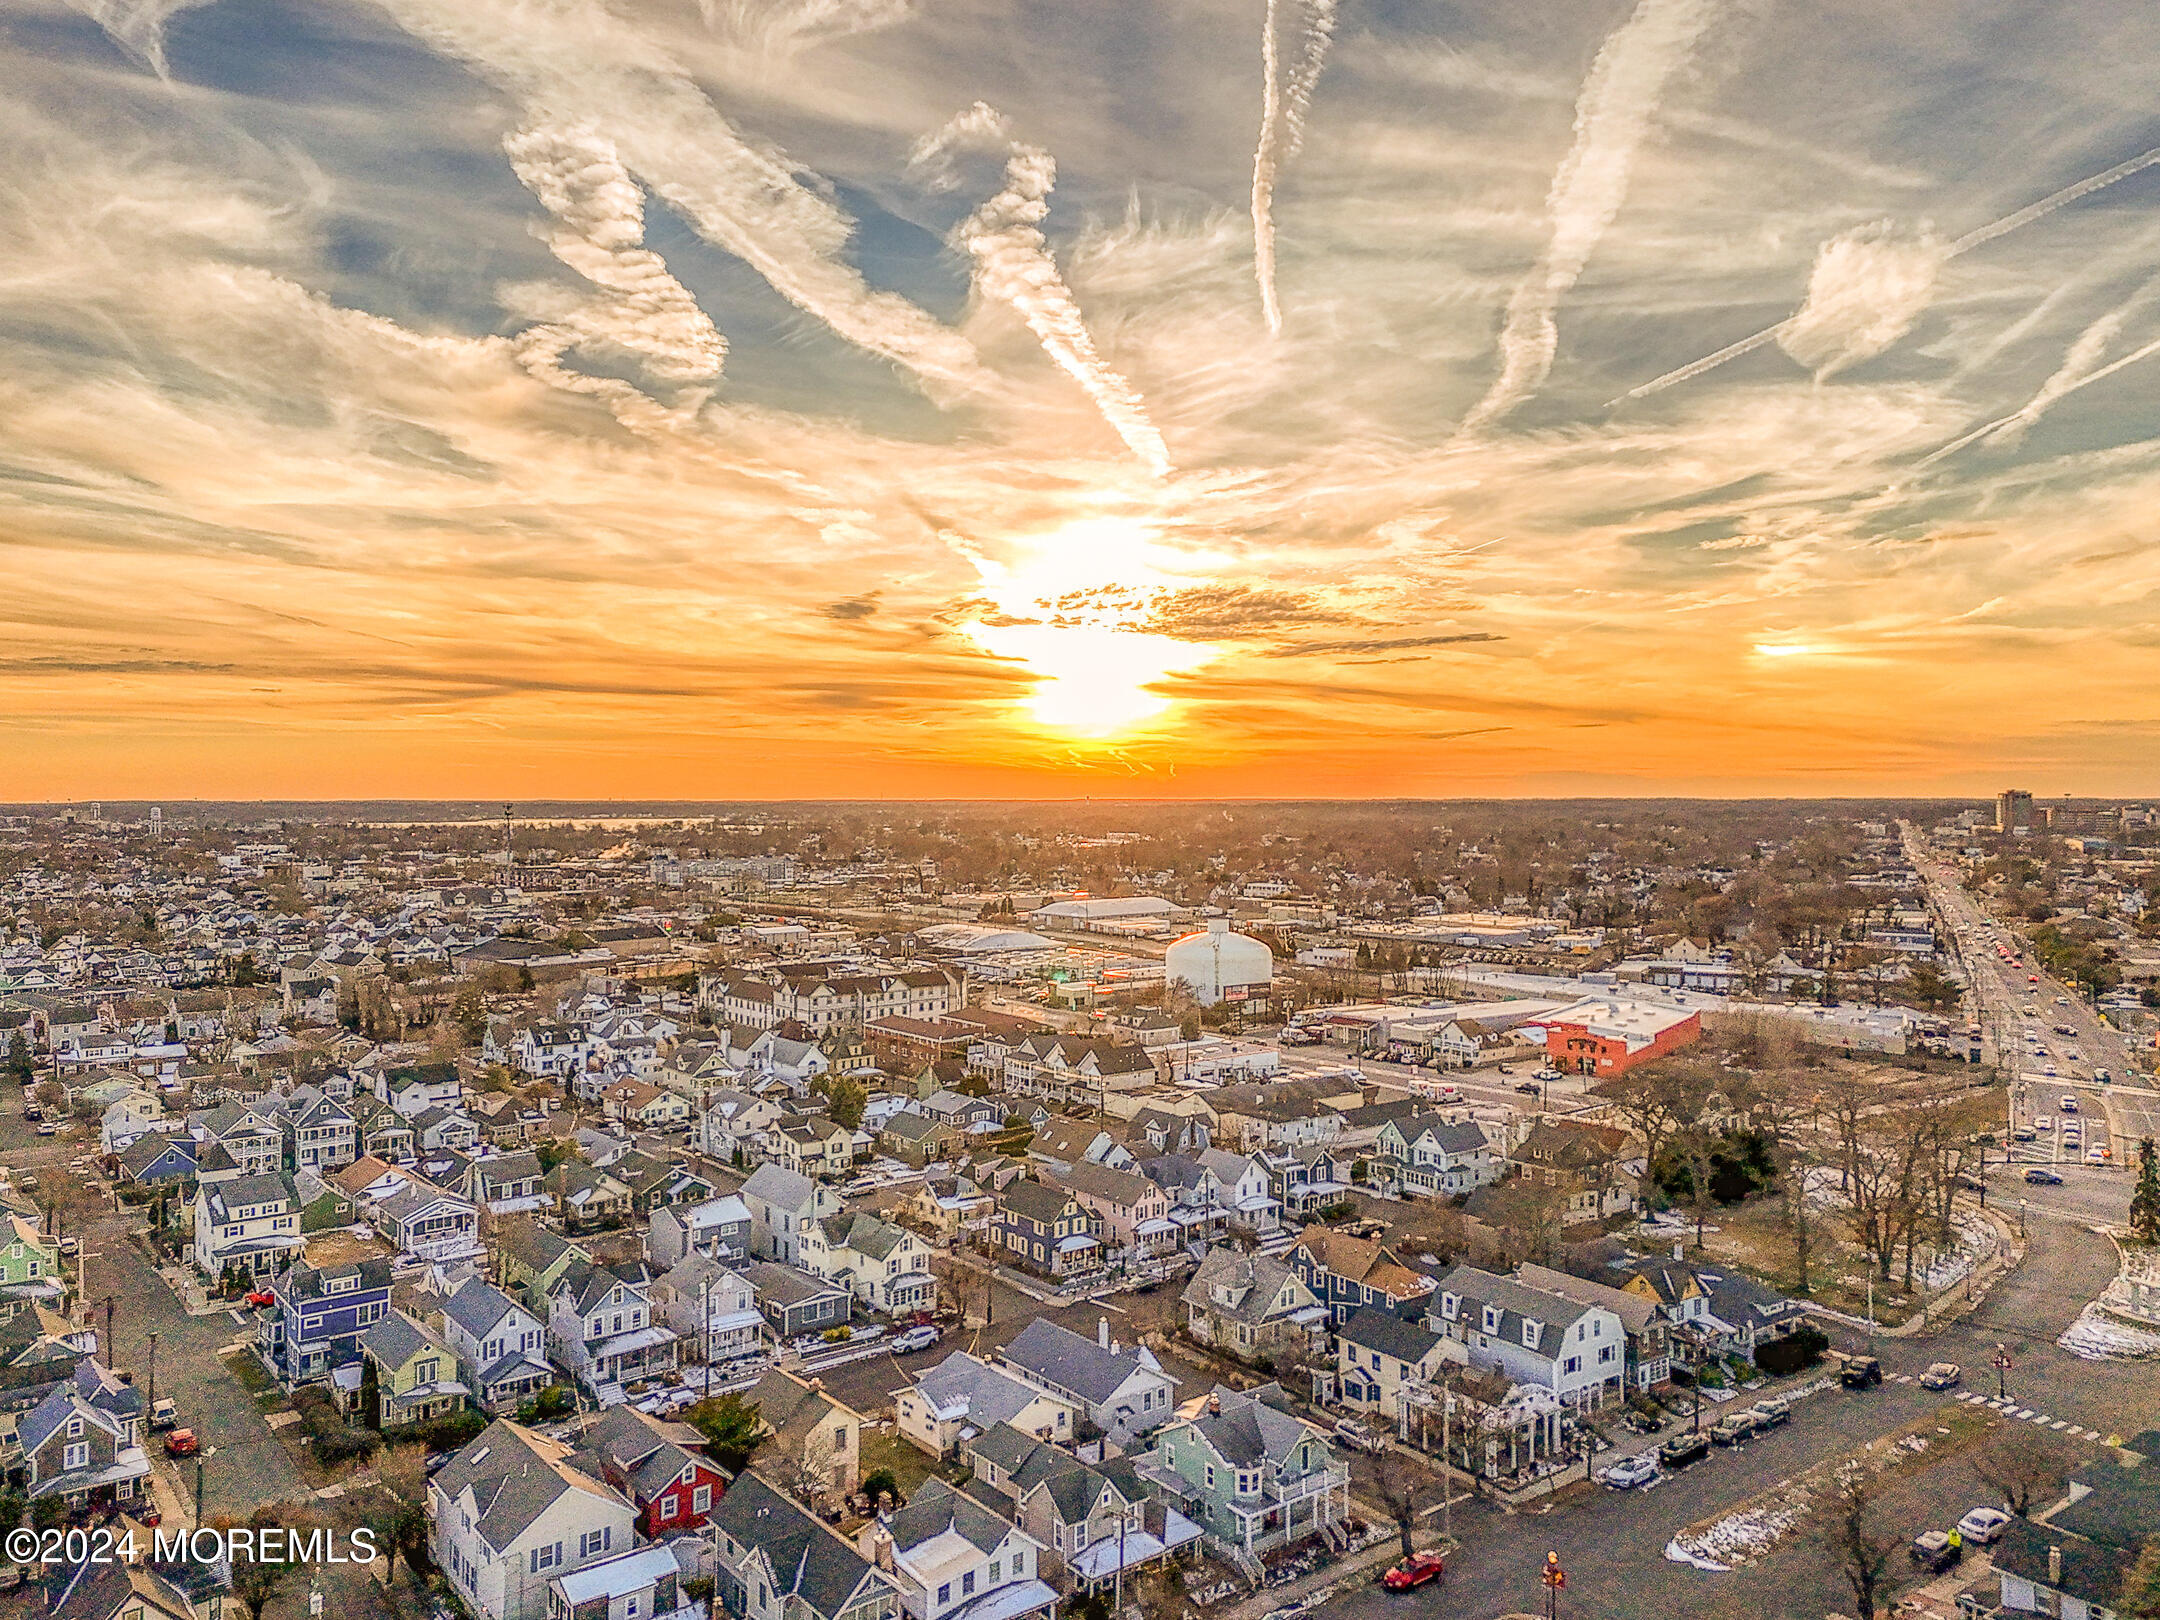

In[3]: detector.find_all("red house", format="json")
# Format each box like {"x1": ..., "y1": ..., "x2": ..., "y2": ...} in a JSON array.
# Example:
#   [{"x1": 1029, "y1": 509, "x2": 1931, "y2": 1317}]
[
  {"x1": 574, "y1": 1406, "x2": 731, "y2": 1536},
  {"x1": 1539, "y1": 999, "x2": 1701, "y2": 1077}
]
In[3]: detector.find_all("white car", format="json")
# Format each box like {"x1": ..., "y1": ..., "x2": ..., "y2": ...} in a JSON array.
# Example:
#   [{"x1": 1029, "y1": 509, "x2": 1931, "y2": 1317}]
[
  {"x1": 1599, "y1": 1453, "x2": 1661, "y2": 1490},
  {"x1": 2060, "y1": 1096, "x2": 2079, "y2": 1113},
  {"x1": 1956, "y1": 1507, "x2": 2013, "y2": 1545},
  {"x1": 2087, "y1": 1144, "x2": 2112, "y2": 1163},
  {"x1": 888, "y1": 1325, "x2": 941, "y2": 1355}
]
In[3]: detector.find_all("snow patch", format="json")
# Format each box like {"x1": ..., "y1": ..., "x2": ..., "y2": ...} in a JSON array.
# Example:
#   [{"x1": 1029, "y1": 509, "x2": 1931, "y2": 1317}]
[
  {"x1": 1667, "y1": 1499, "x2": 1811, "y2": 1570},
  {"x1": 2059, "y1": 1304, "x2": 2160, "y2": 1360},
  {"x1": 1663, "y1": 1539, "x2": 1731, "y2": 1573}
]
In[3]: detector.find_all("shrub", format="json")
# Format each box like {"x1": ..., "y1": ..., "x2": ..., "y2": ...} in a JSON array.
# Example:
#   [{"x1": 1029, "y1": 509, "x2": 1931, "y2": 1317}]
[
  {"x1": 1753, "y1": 1326, "x2": 1829, "y2": 1378},
  {"x1": 515, "y1": 1386, "x2": 575, "y2": 1424}
]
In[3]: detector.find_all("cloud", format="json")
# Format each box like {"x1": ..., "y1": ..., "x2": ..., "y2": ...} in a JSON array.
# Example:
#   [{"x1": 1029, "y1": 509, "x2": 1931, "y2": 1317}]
[
  {"x1": 1137, "y1": 585, "x2": 1354, "y2": 639},
  {"x1": 696, "y1": 0, "x2": 912, "y2": 54},
  {"x1": 1262, "y1": 632, "x2": 1504, "y2": 657},
  {"x1": 62, "y1": 0, "x2": 213, "y2": 77},
  {"x1": 912, "y1": 104, "x2": 1171, "y2": 475},
  {"x1": 500, "y1": 124, "x2": 727, "y2": 425},
  {"x1": 374, "y1": 0, "x2": 989, "y2": 397},
  {"x1": 1250, "y1": 0, "x2": 1337, "y2": 335},
  {"x1": 1462, "y1": 0, "x2": 1715, "y2": 431},
  {"x1": 823, "y1": 596, "x2": 879, "y2": 619},
  {"x1": 1776, "y1": 223, "x2": 1947, "y2": 380}
]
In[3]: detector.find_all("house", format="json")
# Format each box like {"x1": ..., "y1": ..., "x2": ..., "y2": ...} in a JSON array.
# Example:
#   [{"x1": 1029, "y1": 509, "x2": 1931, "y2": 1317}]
[
  {"x1": 745, "y1": 1367, "x2": 862, "y2": 1497},
  {"x1": 1260, "y1": 1143, "x2": 1353, "y2": 1218},
  {"x1": 865, "y1": 1479, "x2": 1055, "y2": 1620},
  {"x1": 382, "y1": 1061, "x2": 464, "y2": 1116},
  {"x1": 1992, "y1": 1450, "x2": 2160, "y2": 1620},
  {"x1": 546, "y1": 1263, "x2": 679, "y2": 1396},
  {"x1": 282, "y1": 1085, "x2": 358, "y2": 1175},
  {"x1": 878, "y1": 1112, "x2": 962, "y2": 1169},
  {"x1": 189, "y1": 1100, "x2": 283, "y2": 1178},
  {"x1": 604, "y1": 1079, "x2": 692, "y2": 1131},
  {"x1": 1141, "y1": 1383, "x2": 1347, "y2": 1560},
  {"x1": 1509, "y1": 1121, "x2": 1639, "y2": 1222},
  {"x1": 575, "y1": 1404, "x2": 731, "y2": 1538},
  {"x1": 429, "y1": 1418, "x2": 640, "y2": 1620},
  {"x1": 1182, "y1": 1250, "x2": 1326, "y2": 1361},
  {"x1": 770, "y1": 1115, "x2": 856, "y2": 1181},
  {"x1": 1129, "y1": 1108, "x2": 1210, "y2": 1157},
  {"x1": 1056, "y1": 1161, "x2": 1174, "y2": 1258},
  {"x1": 741, "y1": 1261, "x2": 853, "y2": 1342},
  {"x1": 698, "y1": 1088, "x2": 785, "y2": 1163},
  {"x1": 543, "y1": 1161, "x2": 634, "y2": 1233},
  {"x1": 98, "y1": 1088, "x2": 170, "y2": 1155},
  {"x1": 962, "y1": 1423, "x2": 1197, "y2": 1592},
  {"x1": 1374, "y1": 1115, "x2": 1501, "y2": 1198},
  {"x1": 651, "y1": 1193, "x2": 754, "y2": 1269},
  {"x1": 192, "y1": 1171, "x2": 304, "y2": 1280},
  {"x1": 18, "y1": 1362, "x2": 151, "y2": 1513},
  {"x1": 1425, "y1": 1265, "x2": 1626, "y2": 1410},
  {"x1": 742, "y1": 1164, "x2": 843, "y2": 1267},
  {"x1": 259, "y1": 1256, "x2": 395, "y2": 1388},
  {"x1": 993, "y1": 1180, "x2": 1103, "y2": 1280},
  {"x1": 1288, "y1": 1228, "x2": 1437, "y2": 1325},
  {"x1": 608, "y1": 1150, "x2": 716, "y2": 1218},
  {"x1": 373, "y1": 1180, "x2": 482, "y2": 1262},
  {"x1": 1195, "y1": 1150, "x2": 1279, "y2": 1237},
  {"x1": 512, "y1": 1025, "x2": 589, "y2": 1081},
  {"x1": 440, "y1": 1275, "x2": 556, "y2": 1414},
  {"x1": 360, "y1": 1310, "x2": 468, "y2": 1428},
  {"x1": 1688, "y1": 1267, "x2": 1813, "y2": 1365},
  {"x1": 31, "y1": 1541, "x2": 216, "y2": 1620},
  {"x1": 1334, "y1": 1306, "x2": 1458, "y2": 1423},
  {"x1": 800, "y1": 1213, "x2": 937, "y2": 1317},
  {"x1": 352, "y1": 1093, "x2": 418, "y2": 1162},
  {"x1": 0, "y1": 1215, "x2": 62, "y2": 1303},
  {"x1": 496, "y1": 1222, "x2": 590, "y2": 1312},
  {"x1": 114, "y1": 1133, "x2": 196, "y2": 1188},
  {"x1": 1025, "y1": 1117, "x2": 1131, "y2": 1176},
  {"x1": 1514, "y1": 1263, "x2": 1671, "y2": 1389},
  {"x1": 412, "y1": 1107, "x2": 482, "y2": 1155},
  {"x1": 708, "y1": 1471, "x2": 899, "y2": 1620},
  {"x1": 652, "y1": 1255, "x2": 766, "y2": 1365},
  {"x1": 467, "y1": 1151, "x2": 548, "y2": 1215},
  {"x1": 545, "y1": 1544, "x2": 698, "y2": 1620},
  {"x1": 995, "y1": 1318, "x2": 1178, "y2": 1447},
  {"x1": 894, "y1": 1352, "x2": 1079, "y2": 1460}
]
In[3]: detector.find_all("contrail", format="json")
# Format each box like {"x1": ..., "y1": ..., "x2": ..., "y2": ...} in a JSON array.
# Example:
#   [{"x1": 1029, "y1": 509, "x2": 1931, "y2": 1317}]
[
  {"x1": 1250, "y1": 0, "x2": 1337, "y2": 336},
  {"x1": 1914, "y1": 273, "x2": 2160, "y2": 469},
  {"x1": 1462, "y1": 0, "x2": 1714, "y2": 431},
  {"x1": 1616, "y1": 141, "x2": 2160, "y2": 404},
  {"x1": 916, "y1": 105, "x2": 1173, "y2": 476}
]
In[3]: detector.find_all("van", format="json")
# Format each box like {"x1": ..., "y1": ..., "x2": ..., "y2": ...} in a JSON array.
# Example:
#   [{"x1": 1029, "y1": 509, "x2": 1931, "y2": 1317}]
[{"x1": 1410, "y1": 1078, "x2": 1463, "y2": 1105}]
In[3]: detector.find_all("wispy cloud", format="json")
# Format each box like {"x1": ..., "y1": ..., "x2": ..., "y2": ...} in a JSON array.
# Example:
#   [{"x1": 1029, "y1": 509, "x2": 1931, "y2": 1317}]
[
  {"x1": 62, "y1": 0, "x2": 213, "y2": 78},
  {"x1": 913, "y1": 103, "x2": 1172, "y2": 475},
  {"x1": 1249, "y1": 0, "x2": 1337, "y2": 336},
  {"x1": 1462, "y1": 0, "x2": 1714, "y2": 431}
]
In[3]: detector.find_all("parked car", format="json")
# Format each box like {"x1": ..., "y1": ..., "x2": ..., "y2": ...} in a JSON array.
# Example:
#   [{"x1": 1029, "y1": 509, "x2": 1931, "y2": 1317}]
[
  {"x1": 1710, "y1": 1413, "x2": 1759, "y2": 1447},
  {"x1": 1840, "y1": 1356, "x2": 1883, "y2": 1389},
  {"x1": 1621, "y1": 1408, "x2": 1666, "y2": 1435},
  {"x1": 1381, "y1": 1552, "x2": 1446, "y2": 1592},
  {"x1": 1658, "y1": 1432, "x2": 1712, "y2": 1468},
  {"x1": 1911, "y1": 1531, "x2": 1963, "y2": 1574},
  {"x1": 889, "y1": 1325, "x2": 941, "y2": 1355},
  {"x1": 1956, "y1": 1508, "x2": 2013, "y2": 1545},
  {"x1": 57, "y1": 1236, "x2": 78, "y2": 1256},
  {"x1": 1920, "y1": 1363, "x2": 1963, "y2": 1391},
  {"x1": 1598, "y1": 1453, "x2": 1661, "y2": 1489},
  {"x1": 1333, "y1": 1418, "x2": 1389, "y2": 1454},
  {"x1": 163, "y1": 1430, "x2": 199, "y2": 1458},
  {"x1": 35, "y1": 1122, "x2": 56, "y2": 1136},
  {"x1": 148, "y1": 1399, "x2": 179, "y2": 1432},
  {"x1": 2087, "y1": 1144, "x2": 2112, "y2": 1163},
  {"x1": 244, "y1": 1290, "x2": 276, "y2": 1308},
  {"x1": 2094, "y1": 1068, "x2": 2111, "y2": 1084},
  {"x1": 2025, "y1": 1168, "x2": 2064, "y2": 1186},
  {"x1": 1746, "y1": 1397, "x2": 1791, "y2": 1428},
  {"x1": 2013, "y1": 1127, "x2": 2036, "y2": 1142}
]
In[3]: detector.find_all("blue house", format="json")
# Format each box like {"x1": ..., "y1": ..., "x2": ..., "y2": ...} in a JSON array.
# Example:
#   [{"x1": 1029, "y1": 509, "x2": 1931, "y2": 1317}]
[
  {"x1": 116, "y1": 1134, "x2": 197, "y2": 1187},
  {"x1": 258, "y1": 1256, "x2": 395, "y2": 1390}
]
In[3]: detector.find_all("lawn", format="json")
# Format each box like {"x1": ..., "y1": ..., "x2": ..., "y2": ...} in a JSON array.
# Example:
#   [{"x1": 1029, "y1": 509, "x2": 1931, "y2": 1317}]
[{"x1": 859, "y1": 1427, "x2": 953, "y2": 1503}]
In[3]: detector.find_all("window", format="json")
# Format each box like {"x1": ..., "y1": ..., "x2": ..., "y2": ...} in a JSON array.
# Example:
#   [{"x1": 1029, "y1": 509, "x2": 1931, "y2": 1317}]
[
  {"x1": 63, "y1": 1442, "x2": 89, "y2": 1470},
  {"x1": 657, "y1": 1495, "x2": 678, "y2": 1521},
  {"x1": 693, "y1": 1484, "x2": 712, "y2": 1513},
  {"x1": 531, "y1": 1542, "x2": 563, "y2": 1573},
  {"x1": 67, "y1": 1417, "x2": 83, "y2": 1439},
  {"x1": 989, "y1": 1561, "x2": 1002, "y2": 1581},
  {"x1": 962, "y1": 1572, "x2": 975, "y2": 1597},
  {"x1": 1598, "y1": 1346, "x2": 1615, "y2": 1365},
  {"x1": 580, "y1": 1528, "x2": 612, "y2": 1558},
  {"x1": 938, "y1": 1586, "x2": 951, "y2": 1606},
  {"x1": 1563, "y1": 1356, "x2": 1581, "y2": 1375},
  {"x1": 1204, "y1": 1465, "x2": 1215, "y2": 1489},
  {"x1": 626, "y1": 1602, "x2": 639, "y2": 1619}
]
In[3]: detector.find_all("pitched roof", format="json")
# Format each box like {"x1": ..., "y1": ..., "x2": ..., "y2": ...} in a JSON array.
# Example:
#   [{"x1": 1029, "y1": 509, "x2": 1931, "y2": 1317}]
[
  {"x1": 1182, "y1": 1383, "x2": 1315, "y2": 1468},
  {"x1": 913, "y1": 1354, "x2": 1060, "y2": 1433},
  {"x1": 711, "y1": 1472, "x2": 882, "y2": 1620},
  {"x1": 886, "y1": 1478, "x2": 1016, "y2": 1557},
  {"x1": 742, "y1": 1162, "x2": 818, "y2": 1211},
  {"x1": 999, "y1": 1319, "x2": 1161, "y2": 1406},
  {"x1": 443, "y1": 1276, "x2": 530, "y2": 1339},
  {"x1": 1339, "y1": 1304, "x2": 1444, "y2": 1364},
  {"x1": 434, "y1": 1419, "x2": 632, "y2": 1554}
]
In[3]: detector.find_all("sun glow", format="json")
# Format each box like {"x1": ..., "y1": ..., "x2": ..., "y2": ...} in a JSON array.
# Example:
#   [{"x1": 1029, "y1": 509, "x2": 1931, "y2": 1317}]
[{"x1": 961, "y1": 516, "x2": 1215, "y2": 738}]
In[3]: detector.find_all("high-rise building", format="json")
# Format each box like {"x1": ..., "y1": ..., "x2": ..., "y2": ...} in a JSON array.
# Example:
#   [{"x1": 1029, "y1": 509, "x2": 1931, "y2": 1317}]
[
  {"x1": 149, "y1": 807, "x2": 163, "y2": 838},
  {"x1": 1995, "y1": 790, "x2": 2033, "y2": 833}
]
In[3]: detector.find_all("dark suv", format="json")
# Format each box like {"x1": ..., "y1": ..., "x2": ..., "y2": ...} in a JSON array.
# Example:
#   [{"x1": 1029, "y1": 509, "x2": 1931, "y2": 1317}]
[
  {"x1": 1841, "y1": 1356, "x2": 1883, "y2": 1389},
  {"x1": 1658, "y1": 1432, "x2": 1712, "y2": 1468}
]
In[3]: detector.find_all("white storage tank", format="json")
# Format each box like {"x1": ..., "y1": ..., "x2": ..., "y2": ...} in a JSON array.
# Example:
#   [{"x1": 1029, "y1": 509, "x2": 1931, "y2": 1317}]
[{"x1": 1165, "y1": 918, "x2": 1273, "y2": 1006}]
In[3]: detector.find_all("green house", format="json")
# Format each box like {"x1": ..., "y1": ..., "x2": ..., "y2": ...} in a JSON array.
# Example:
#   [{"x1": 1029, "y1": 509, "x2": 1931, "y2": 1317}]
[
  {"x1": 0, "y1": 1215, "x2": 61, "y2": 1300},
  {"x1": 358, "y1": 1310, "x2": 467, "y2": 1429},
  {"x1": 1142, "y1": 1383, "x2": 1349, "y2": 1562}
]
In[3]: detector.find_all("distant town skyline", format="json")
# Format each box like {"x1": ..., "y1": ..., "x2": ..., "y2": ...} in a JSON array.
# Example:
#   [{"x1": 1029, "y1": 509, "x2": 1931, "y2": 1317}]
[{"x1": 9, "y1": 0, "x2": 2160, "y2": 796}]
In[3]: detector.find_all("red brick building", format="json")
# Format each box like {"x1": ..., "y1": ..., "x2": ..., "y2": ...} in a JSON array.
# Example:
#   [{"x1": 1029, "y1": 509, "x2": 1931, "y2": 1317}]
[{"x1": 1538, "y1": 999, "x2": 1701, "y2": 1077}]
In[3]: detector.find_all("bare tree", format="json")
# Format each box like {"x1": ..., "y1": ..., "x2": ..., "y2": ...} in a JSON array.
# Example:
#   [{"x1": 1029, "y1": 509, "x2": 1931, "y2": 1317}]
[
  {"x1": 1819, "y1": 1471, "x2": 1900, "y2": 1620},
  {"x1": 1368, "y1": 1443, "x2": 1428, "y2": 1559},
  {"x1": 1972, "y1": 1428, "x2": 2072, "y2": 1518}
]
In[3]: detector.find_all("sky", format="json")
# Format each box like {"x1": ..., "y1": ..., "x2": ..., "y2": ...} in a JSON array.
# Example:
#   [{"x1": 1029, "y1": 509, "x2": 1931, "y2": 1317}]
[{"x1": 6, "y1": 0, "x2": 2160, "y2": 800}]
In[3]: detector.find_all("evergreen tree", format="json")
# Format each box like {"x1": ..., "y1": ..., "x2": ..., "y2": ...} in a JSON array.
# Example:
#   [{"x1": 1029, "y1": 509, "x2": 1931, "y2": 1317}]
[
  {"x1": 2130, "y1": 1136, "x2": 2160, "y2": 1247},
  {"x1": 3, "y1": 1029, "x2": 31, "y2": 1085}
]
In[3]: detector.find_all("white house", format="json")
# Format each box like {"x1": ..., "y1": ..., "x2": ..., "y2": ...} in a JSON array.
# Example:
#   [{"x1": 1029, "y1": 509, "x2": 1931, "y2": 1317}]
[
  {"x1": 650, "y1": 1192, "x2": 753, "y2": 1269},
  {"x1": 799, "y1": 1212, "x2": 938, "y2": 1316},
  {"x1": 994, "y1": 1319, "x2": 1178, "y2": 1446},
  {"x1": 545, "y1": 1264, "x2": 679, "y2": 1395},
  {"x1": 895, "y1": 1352, "x2": 1079, "y2": 1460},
  {"x1": 99, "y1": 1088, "x2": 173, "y2": 1155},
  {"x1": 193, "y1": 1172, "x2": 304, "y2": 1280},
  {"x1": 1425, "y1": 1265, "x2": 1625, "y2": 1410},
  {"x1": 865, "y1": 1479, "x2": 1055, "y2": 1620},
  {"x1": 651, "y1": 1255, "x2": 765, "y2": 1365},
  {"x1": 429, "y1": 1419, "x2": 640, "y2": 1620},
  {"x1": 438, "y1": 1276, "x2": 555, "y2": 1415}
]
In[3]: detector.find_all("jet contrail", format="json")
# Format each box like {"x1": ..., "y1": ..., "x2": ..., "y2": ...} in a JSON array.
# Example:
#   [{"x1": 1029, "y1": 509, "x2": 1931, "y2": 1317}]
[
  {"x1": 1250, "y1": 0, "x2": 1337, "y2": 336},
  {"x1": 1615, "y1": 141, "x2": 2160, "y2": 404},
  {"x1": 1463, "y1": 0, "x2": 1714, "y2": 431},
  {"x1": 917, "y1": 105, "x2": 1173, "y2": 476}
]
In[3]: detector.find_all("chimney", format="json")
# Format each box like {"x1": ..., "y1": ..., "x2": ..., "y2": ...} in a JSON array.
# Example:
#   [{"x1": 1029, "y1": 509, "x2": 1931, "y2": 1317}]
[
  {"x1": 1207, "y1": 1392, "x2": 1221, "y2": 1416},
  {"x1": 2049, "y1": 1545, "x2": 2062, "y2": 1585},
  {"x1": 1099, "y1": 1317, "x2": 1110, "y2": 1350},
  {"x1": 809, "y1": 1377, "x2": 824, "y2": 1392},
  {"x1": 873, "y1": 1529, "x2": 895, "y2": 1572}
]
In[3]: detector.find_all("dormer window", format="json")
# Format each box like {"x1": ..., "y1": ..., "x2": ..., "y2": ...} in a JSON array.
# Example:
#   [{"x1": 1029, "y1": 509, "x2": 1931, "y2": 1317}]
[
  {"x1": 1440, "y1": 1294, "x2": 1458, "y2": 1320},
  {"x1": 1522, "y1": 1320, "x2": 1542, "y2": 1350},
  {"x1": 1482, "y1": 1305, "x2": 1501, "y2": 1335}
]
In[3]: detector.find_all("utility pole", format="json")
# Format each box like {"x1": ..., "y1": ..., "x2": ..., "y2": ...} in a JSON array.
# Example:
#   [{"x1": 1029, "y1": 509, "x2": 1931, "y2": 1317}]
[
  {"x1": 147, "y1": 1331, "x2": 158, "y2": 1414},
  {"x1": 193, "y1": 1454, "x2": 205, "y2": 1525}
]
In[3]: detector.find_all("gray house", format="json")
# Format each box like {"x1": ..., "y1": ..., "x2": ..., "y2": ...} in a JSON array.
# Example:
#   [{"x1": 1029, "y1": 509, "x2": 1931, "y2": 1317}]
[
  {"x1": 741, "y1": 1260, "x2": 853, "y2": 1341},
  {"x1": 995, "y1": 1318, "x2": 1178, "y2": 1446},
  {"x1": 742, "y1": 1163, "x2": 841, "y2": 1267}
]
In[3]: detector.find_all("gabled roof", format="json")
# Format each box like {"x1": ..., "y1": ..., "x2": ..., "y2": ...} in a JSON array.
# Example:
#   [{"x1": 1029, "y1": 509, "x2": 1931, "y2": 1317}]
[
  {"x1": 1059, "y1": 1160, "x2": 1159, "y2": 1208},
  {"x1": 914, "y1": 1354, "x2": 1060, "y2": 1433},
  {"x1": 1339, "y1": 1304, "x2": 1444, "y2": 1364},
  {"x1": 742, "y1": 1162, "x2": 819, "y2": 1212},
  {"x1": 999, "y1": 1319, "x2": 1162, "y2": 1406},
  {"x1": 887, "y1": 1477, "x2": 1018, "y2": 1557},
  {"x1": 1180, "y1": 1383, "x2": 1315, "y2": 1468},
  {"x1": 434, "y1": 1419, "x2": 632, "y2": 1554},
  {"x1": 359, "y1": 1311, "x2": 447, "y2": 1371},
  {"x1": 711, "y1": 1472, "x2": 883, "y2": 1620},
  {"x1": 998, "y1": 1179, "x2": 1078, "y2": 1225},
  {"x1": 443, "y1": 1276, "x2": 533, "y2": 1339},
  {"x1": 819, "y1": 1210, "x2": 912, "y2": 1263}
]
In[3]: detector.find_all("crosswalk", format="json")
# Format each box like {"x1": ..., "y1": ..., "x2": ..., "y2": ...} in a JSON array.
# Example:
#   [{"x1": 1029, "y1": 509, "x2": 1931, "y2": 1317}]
[{"x1": 1952, "y1": 1389, "x2": 2106, "y2": 1440}]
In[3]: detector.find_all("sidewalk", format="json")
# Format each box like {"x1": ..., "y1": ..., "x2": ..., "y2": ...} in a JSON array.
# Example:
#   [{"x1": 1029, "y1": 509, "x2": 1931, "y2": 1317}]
[{"x1": 1805, "y1": 1203, "x2": 2026, "y2": 1340}]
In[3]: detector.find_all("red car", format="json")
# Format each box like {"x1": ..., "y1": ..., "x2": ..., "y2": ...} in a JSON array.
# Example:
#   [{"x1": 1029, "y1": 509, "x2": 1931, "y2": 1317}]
[
  {"x1": 1383, "y1": 1552, "x2": 1446, "y2": 1591},
  {"x1": 244, "y1": 1291, "x2": 276, "y2": 1308},
  {"x1": 163, "y1": 1430, "x2": 199, "y2": 1458}
]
